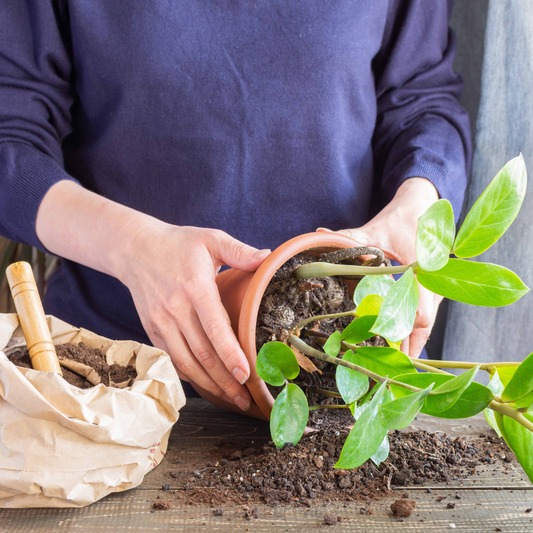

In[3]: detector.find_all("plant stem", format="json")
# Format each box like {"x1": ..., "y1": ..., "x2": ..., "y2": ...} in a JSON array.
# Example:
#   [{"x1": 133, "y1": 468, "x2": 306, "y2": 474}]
[
  {"x1": 309, "y1": 404, "x2": 350, "y2": 411},
  {"x1": 417, "y1": 360, "x2": 521, "y2": 372},
  {"x1": 294, "y1": 261, "x2": 417, "y2": 280},
  {"x1": 412, "y1": 360, "x2": 453, "y2": 375},
  {"x1": 294, "y1": 310, "x2": 356, "y2": 331},
  {"x1": 307, "y1": 387, "x2": 342, "y2": 398},
  {"x1": 489, "y1": 400, "x2": 533, "y2": 433},
  {"x1": 288, "y1": 336, "x2": 422, "y2": 394}
]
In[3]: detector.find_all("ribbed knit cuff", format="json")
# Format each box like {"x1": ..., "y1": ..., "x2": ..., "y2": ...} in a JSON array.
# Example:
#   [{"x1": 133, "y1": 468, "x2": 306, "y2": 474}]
[{"x1": 1, "y1": 143, "x2": 79, "y2": 251}]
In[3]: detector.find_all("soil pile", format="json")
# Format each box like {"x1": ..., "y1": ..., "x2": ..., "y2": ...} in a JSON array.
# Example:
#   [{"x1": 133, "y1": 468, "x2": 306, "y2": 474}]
[
  {"x1": 186, "y1": 427, "x2": 514, "y2": 506},
  {"x1": 8, "y1": 342, "x2": 136, "y2": 388}
]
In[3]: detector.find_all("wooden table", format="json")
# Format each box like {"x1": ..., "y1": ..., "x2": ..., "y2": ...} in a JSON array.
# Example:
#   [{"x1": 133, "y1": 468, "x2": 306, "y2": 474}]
[{"x1": 2, "y1": 398, "x2": 533, "y2": 532}]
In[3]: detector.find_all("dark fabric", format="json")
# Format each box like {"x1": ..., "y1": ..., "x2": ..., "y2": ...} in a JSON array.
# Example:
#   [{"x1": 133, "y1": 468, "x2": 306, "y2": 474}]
[{"x1": 0, "y1": 0, "x2": 471, "y2": 345}]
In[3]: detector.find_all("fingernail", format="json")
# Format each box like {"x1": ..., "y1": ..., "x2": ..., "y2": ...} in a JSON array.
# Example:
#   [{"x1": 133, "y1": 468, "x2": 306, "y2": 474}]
[
  {"x1": 316, "y1": 227, "x2": 334, "y2": 232},
  {"x1": 232, "y1": 366, "x2": 248, "y2": 384},
  {"x1": 252, "y1": 248, "x2": 271, "y2": 259},
  {"x1": 234, "y1": 395, "x2": 251, "y2": 411}
]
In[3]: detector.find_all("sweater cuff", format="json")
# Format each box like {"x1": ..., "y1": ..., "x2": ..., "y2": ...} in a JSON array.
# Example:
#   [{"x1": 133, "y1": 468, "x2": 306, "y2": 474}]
[
  {"x1": 1, "y1": 143, "x2": 79, "y2": 251},
  {"x1": 380, "y1": 154, "x2": 466, "y2": 222}
]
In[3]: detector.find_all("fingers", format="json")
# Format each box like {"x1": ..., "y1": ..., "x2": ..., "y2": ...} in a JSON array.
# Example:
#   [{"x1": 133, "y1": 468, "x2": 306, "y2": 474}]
[
  {"x1": 209, "y1": 231, "x2": 271, "y2": 272},
  {"x1": 408, "y1": 287, "x2": 442, "y2": 359}
]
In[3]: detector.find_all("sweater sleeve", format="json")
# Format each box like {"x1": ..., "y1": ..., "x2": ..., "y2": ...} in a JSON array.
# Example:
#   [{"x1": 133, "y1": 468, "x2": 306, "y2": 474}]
[
  {"x1": 0, "y1": 0, "x2": 79, "y2": 249},
  {"x1": 372, "y1": 0, "x2": 472, "y2": 219}
]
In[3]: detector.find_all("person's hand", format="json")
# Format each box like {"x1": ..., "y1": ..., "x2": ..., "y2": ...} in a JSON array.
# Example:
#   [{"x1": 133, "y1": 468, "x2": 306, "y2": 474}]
[
  {"x1": 318, "y1": 177, "x2": 441, "y2": 359},
  {"x1": 118, "y1": 222, "x2": 271, "y2": 410}
]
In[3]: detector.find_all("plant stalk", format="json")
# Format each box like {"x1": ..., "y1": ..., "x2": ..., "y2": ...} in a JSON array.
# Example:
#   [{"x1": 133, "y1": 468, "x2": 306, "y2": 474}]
[
  {"x1": 294, "y1": 310, "x2": 356, "y2": 331},
  {"x1": 309, "y1": 404, "x2": 350, "y2": 411},
  {"x1": 288, "y1": 336, "x2": 422, "y2": 394},
  {"x1": 307, "y1": 387, "x2": 342, "y2": 398},
  {"x1": 294, "y1": 261, "x2": 418, "y2": 280},
  {"x1": 418, "y1": 359, "x2": 521, "y2": 372},
  {"x1": 489, "y1": 400, "x2": 533, "y2": 433}
]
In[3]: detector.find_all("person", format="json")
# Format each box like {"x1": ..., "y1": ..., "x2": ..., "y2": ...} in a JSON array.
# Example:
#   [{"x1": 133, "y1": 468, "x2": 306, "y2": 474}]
[{"x1": 0, "y1": 1, "x2": 471, "y2": 412}]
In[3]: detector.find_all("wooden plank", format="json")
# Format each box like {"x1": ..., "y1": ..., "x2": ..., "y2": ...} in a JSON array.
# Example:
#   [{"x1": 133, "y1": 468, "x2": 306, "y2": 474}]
[{"x1": 2, "y1": 398, "x2": 533, "y2": 532}]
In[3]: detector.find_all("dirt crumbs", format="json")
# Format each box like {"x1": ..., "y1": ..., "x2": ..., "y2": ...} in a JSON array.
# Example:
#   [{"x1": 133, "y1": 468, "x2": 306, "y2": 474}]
[
  {"x1": 152, "y1": 500, "x2": 171, "y2": 511},
  {"x1": 323, "y1": 514, "x2": 339, "y2": 525},
  {"x1": 184, "y1": 428, "x2": 513, "y2": 507},
  {"x1": 7, "y1": 342, "x2": 136, "y2": 389},
  {"x1": 391, "y1": 499, "x2": 416, "y2": 517}
]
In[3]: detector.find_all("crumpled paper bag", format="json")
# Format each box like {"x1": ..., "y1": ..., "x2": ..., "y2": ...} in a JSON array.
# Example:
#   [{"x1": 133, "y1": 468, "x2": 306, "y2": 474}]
[{"x1": 0, "y1": 313, "x2": 186, "y2": 508}]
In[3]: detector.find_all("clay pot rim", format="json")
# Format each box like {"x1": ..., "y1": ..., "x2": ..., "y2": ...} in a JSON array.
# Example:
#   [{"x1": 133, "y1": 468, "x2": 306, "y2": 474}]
[{"x1": 238, "y1": 231, "x2": 361, "y2": 420}]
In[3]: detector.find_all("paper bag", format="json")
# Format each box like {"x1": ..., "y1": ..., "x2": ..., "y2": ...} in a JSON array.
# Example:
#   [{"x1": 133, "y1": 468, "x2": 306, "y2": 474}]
[{"x1": 0, "y1": 313, "x2": 186, "y2": 508}]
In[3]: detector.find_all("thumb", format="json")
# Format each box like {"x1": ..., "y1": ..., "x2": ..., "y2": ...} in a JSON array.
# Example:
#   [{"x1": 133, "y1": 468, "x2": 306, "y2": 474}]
[
  {"x1": 211, "y1": 232, "x2": 271, "y2": 272},
  {"x1": 316, "y1": 227, "x2": 370, "y2": 247}
]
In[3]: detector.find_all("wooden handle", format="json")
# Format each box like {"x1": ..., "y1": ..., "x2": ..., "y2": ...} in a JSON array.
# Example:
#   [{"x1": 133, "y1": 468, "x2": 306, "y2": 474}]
[{"x1": 6, "y1": 262, "x2": 62, "y2": 374}]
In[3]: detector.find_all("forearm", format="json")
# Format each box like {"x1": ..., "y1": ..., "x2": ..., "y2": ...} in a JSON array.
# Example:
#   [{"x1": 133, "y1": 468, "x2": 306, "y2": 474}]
[{"x1": 35, "y1": 180, "x2": 157, "y2": 280}]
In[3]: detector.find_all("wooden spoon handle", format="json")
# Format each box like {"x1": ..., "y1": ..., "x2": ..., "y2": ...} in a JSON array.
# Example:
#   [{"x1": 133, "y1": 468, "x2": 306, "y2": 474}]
[{"x1": 6, "y1": 261, "x2": 62, "y2": 374}]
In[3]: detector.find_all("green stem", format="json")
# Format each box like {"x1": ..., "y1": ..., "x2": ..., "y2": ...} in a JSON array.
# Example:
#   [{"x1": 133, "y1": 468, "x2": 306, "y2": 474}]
[
  {"x1": 418, "y1": 359, "x2": 521, "y2": 372},
  {"x1": 288, "y1": 336, "x2": 421, "y2": 394},
  {"x1": 489, "y1": 400, "x2": 533, "y2": 433},
  {"x1": 307, "y1": 387, "x2": 342, "y2": 398},
  {"x1": 294, "y1": 310, "x2": 356, "y2": 331},
  {"x1": 294, "y1": 261, "x2": 417, "y2": 280},
  {"x1": 412, "y1": 360, "x2": 453, "y2": 376},
  {"x1": 309, "y1": 404, "x2": 350, "y2": 411}
]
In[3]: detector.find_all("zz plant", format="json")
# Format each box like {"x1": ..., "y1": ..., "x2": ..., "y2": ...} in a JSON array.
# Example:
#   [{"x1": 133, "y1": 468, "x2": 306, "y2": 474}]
[{"x1": 256, "y1": 155, "x2": 533, "y2": 480}]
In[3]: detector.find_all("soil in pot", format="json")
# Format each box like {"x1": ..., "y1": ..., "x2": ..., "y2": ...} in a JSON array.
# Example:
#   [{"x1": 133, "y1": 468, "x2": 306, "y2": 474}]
[
  {"x1": 255, "y1": 251, "x2": 385, "y2": 427},
  {"x1": 8, "y1": 342, "x2": 137, "y2": 388}
]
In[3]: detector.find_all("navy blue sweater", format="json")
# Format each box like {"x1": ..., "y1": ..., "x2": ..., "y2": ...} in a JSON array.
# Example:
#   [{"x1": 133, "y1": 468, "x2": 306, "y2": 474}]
[{"x1": 0, "y1": 0, "x2": 470, "y2": 344}]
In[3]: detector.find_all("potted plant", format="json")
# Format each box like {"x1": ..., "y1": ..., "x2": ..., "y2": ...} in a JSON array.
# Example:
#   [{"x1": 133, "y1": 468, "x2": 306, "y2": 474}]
[{"x1": 203, "y1": 155, "x2": 533, "y2": 483}]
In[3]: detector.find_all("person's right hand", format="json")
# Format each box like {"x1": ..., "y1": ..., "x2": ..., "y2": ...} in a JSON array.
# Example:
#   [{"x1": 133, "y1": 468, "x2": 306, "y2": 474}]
[
  {"x1": 118, "y1": 222, "x2": 271, "y2": 411},
  {"x1": 36, "y1": 180, "x2": 270, "y2": 412}
]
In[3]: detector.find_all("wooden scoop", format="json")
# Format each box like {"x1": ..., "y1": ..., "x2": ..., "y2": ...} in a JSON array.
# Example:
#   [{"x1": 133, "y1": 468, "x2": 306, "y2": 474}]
[{"x1": 6, "y1": 261, "x2": 62, "y2": 374}]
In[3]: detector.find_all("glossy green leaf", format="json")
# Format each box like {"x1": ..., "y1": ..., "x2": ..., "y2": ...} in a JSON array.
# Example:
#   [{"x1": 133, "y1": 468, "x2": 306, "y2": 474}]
[
  {"x1": 502, "y1": 412, "x2": 533, "y2": 484},
  {"x1": 356, "y1": 294, "x2": 384, "y2": 317},
  {"x1": 453, "y1": 155, "x2": 527, "y2": 258},
  {"x1": 371, "y1": 268, "x2": 419, "y2": 343},
  {"x1": 336, "y1": 350, "x2": 369, "y2": 404},
  {"x1": 496, "y1": 366, "x2": 517, "y2": 387},
  {"x1": 391, "y1": 372, "x2": 494, "y2": 419},
  {"x1": 324, "y1": 331, "x2": 342, "y2": 357},
  {"x1": 335, "y1": 382, "x2": 391, "y2": 469},
  {"x1": 416, "y1": 199, "x2": 455, "y2": 271},
  {"x1": 370, "y1": 435, "x2": 390, "y2": 467},
  {"x1": 484, "y1": 371, "x2": 504, "y2": 437},
  {"x1": 341, "y1": 315, "x2": 377, "y2": 344},
  {"x1": 354, "y1": 275, "x2": 395, "y2": 307},
  {"x1": 424, "y1": 366, "x2": 480, "y2": 413},
  {"x1": 256, "y1": 342, "x2": 299, "y2": 387},
  {"x1": 355, "y1": 346, "x2": 416, "y2": 379},
  {"x1": 416, "y1": 259, "x2": 529, "y2": 307},
  {"x1": 270, "y1": 384, "x2": 309, "y2": 448},
  {"x1": 378, "y1": 384, "x2": 434, "y2": 429},
  {"x1": 502, "y1": 352, "x2": 533, "y2": 403}
]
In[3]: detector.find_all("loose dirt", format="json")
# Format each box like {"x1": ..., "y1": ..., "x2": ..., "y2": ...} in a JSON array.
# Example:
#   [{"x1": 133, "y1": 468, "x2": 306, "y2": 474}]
[{"x1": 8, "y1": 342, "x2": 136, "y2": 388}]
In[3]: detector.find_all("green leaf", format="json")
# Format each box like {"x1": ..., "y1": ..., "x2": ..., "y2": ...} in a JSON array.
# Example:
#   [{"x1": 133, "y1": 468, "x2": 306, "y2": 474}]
[
  {"x1": 390, "y1": 373, "x2": 494, "y2": 419},
  {"x1": 335, "y1": 382, "x2": 391, "y2": 469},
  {"x1": 256, "y1": 342, "x2": 300, "y2": 387},
  {"x1": 371, "y1": 268, "x2": 419, "y2": 343},
  {"x1": 495, "y1": 366, "x2": 517, "y2": 387},
  {"x1": 453, "y1": 155, "x2": 527, "y2": 258},
  {"x1": 416, "y1": 199, "x2": 455, "y2": 271},
  {"x1": 370, "y1": 435, "x2": 390, "y2": 467},
  {"x1": 378, "y1": 384, "x2": 434, "y2": 429},
  {"x1": 336, "y1": 350, "x2": 369, "y2": 404},
  {"x1": 502, "y1": 352, "x2": 533, "y2": 403},
  {"x1": 416, "y1": 259, "x2": 529, "y2": 307},
  {"x1": 270, "y1": 384, "x2": 309, "y2": 448},
  {"x1": 341, "y1": 315, "x2": 377, "y2": 344},
  {"x1": 354, "y1": 275, "x2": 395, "y2": 307},
  {"x1": 502, "y1": 413, "x2": 533, "y2": 484},
  {"x1": 484, "y1": 371, "x2": 504, "y2": 437},
  {"x1": 355, "y1": 346, "x2": 416, "y2": 379},
  {"x1": 356, "y1": 294, "x2": 383, "y2": 317},
  {"x1": 324, "y1": 331, "x2": 342, "y2": 357},
  {"x1": 424, "y1": 366, "x2": 480, "y2": 413}
]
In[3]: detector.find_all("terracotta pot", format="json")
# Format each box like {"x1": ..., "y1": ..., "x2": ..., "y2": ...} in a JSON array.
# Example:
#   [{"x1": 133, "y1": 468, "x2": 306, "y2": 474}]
[{"x1": 191, "y1": 232, "x2": 360, "y2": 420}]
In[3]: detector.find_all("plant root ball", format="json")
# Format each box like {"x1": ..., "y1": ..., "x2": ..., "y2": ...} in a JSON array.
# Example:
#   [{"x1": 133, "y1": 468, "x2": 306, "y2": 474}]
[{"x1": 391, "y1": 499, "x2": 416, "y2": 517}]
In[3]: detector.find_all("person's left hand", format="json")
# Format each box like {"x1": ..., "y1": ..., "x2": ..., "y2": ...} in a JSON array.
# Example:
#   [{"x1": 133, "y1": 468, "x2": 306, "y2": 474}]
[{"x1": 318, "y1": 177, "x2": 442, "y2": 359}]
